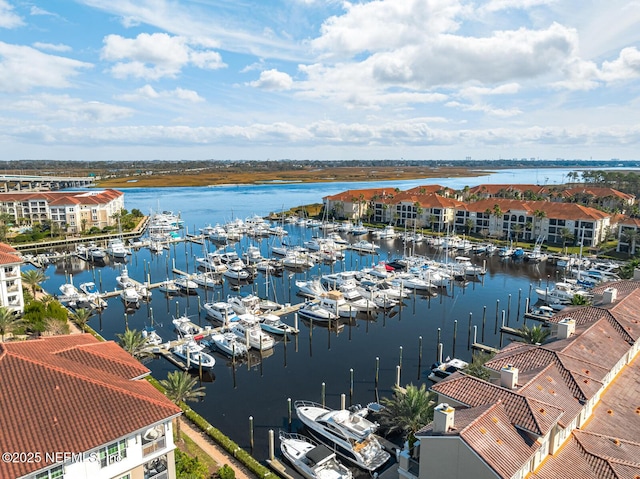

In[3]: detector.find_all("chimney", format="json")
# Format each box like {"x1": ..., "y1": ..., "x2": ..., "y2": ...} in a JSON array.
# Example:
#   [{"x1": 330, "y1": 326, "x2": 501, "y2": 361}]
[
  {"x1": 557, "y1": 318, "x2": 576, "y2": 340},
  {"x1": 602, "y1": 287, "x2": 617, "y2": 305},
  {"x1": 433, "y1": 403, "x2": 455, "y2": 433},
  {"x1": 500, "y1": 364, "x2": 519, "y2": 389}
]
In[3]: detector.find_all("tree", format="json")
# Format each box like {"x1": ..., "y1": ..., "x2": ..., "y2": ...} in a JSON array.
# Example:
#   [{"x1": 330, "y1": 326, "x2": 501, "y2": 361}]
[
  {"x1": 465, "y1": 218, "x2": 475, "y2": 235},
  {"x1": 0, "y1": 306, "x2": 22, "y2": 341},
  {"x1": 21, "y1": 269, "x2": 48, "y2": 297},
  {"x1": 512, "y1": 224, "x2": 523, "y2": 246},
  {"x1": 378, "y1": 383, "x2": 436, "y2": 448},
  {"x1": 513, "y1": 324, "x2": 550, "y2": 345},
  {"x1": 69, "y1": 308, "x2": 92, "y2": 332},
  {"x1": 622, "y1": 228, "x2": 640, "y2": 256},
  {"x1": 116, "y1": 328, "x2": 152, "y2": 360},
  {"x1": 462, "y1": 351, "x2": 495, "y2": 381},
  {"x1": 174, "y1": 449, "x2": 209, "y2": 479},
  {"x1": 560, "y1": 227, "x2": 574, "y2": 248},
  {"x1": 218, "y1": 464, "x2": 236, "y2": 479},
  {"x1": 160, "y1": 370, "x2": 206, "y2": 438}
]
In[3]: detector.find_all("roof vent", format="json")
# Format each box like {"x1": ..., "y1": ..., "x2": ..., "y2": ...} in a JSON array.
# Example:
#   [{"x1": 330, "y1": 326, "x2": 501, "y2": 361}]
[
  {"x1": 433, "y1": 403, "x2": 455, "y2": 434},
  {"x1": 602, "y1": 287, "x2": 617, "y2": 305},
  {"x1": 500, "y1": 364, "x2": 519, "y2": 389},
  {"x1": 557, "y1": 318, "x2": 576, "y2": 340}
]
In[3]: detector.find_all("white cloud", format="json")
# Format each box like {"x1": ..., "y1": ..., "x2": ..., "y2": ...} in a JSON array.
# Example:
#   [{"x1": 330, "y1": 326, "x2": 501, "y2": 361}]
[
  {"x1": 116, "y1": 84, "x2": 204, "y2": 102},
  {"x1": 10, "y1": 94, "x2": 133, "y2": 123},
  {"x1": 479, "y1": 0, "x2": 558, "y2": 14},
  {"x1": 101, "y1": 32, "x2": 225, "y2": 80},
  {"x1": 33, "y1": 42, "x2": 72, "y2": 53},
  {"x1": 599, "y1": 47, "x2": 640, "y2": 82},
  {"x1": 249, "y1": 69, "x2": 293, "y2": 90},
  {"x1": 0, "y1": 0, "x2": 23, "y2": 28},
  {"x1": 0, "y1": 42, "x2": 92, "y2": 92}
]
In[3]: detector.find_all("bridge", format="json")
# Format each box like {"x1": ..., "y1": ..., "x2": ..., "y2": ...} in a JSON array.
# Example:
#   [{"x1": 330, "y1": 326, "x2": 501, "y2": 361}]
[{"x1": 0, "y1": 174, "x2": 96, "y2": 192}]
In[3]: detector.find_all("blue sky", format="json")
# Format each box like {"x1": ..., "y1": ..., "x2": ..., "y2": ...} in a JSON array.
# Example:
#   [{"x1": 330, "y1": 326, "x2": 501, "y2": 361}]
[{"x1": 1, "y1": 0, "x2": 640, "y2": 162}]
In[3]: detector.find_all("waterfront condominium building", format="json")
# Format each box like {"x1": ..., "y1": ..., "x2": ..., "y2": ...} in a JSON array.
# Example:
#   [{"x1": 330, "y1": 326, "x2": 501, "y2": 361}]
[
  {"x1": 0, "y1": 334, "x2": 182, "y2": 479},
  {"x1": 0, "y1": 242, "x2": 24, "y2": 314},
  {"x1": 397, "y1": 280, "x2": 640, "y2": 479},
  {"x1": 0, "y1": 189, "x2": 125, "y2": 234}
]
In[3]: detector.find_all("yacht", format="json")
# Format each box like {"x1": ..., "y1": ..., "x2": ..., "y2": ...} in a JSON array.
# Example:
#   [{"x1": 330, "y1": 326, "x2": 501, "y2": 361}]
[
  {"x1": 227, "y1": 314, "x2": 275, "y2": 350},
  {"x1": 172, "y1": 340, "x2": 215, "y2": 370},
  {"x1": 294, "y1": 401, "x2": 390, "y2": 472},
  {"x1": 279, "y1": 431, "x2": 353, "y2": 479},
  {"x1": 223, "y1": 260, "x2": 251, "y2": 281},
  {"x1": 78, "y1": 281, "x2": 107, "y2": 309},
  {"x1": 205, "y1": 331, "x2": 248, "y2": 357},
  {"x1": 349, "y1": 240, "x2": 379, "y2": 254},
  {"x1": 172, "y1": 314, "x2": 206, "y2": 337},
  {"x1": 120, "y1": 286, "x2": 140, "y2": 308},
  {"x1": 116, "y1": 266, "x2": 135, "y2": 289},
  {"x1": 295, "y1": 278, "x2": 327, "y2": 298},
  {"x1": 258, "y1": 313, "x2": 298, "y2": 335},
  {"x1": 174, "y1": 276, "x2": 199, "y2": 295},
  {"x1": 106, "y1": 237, "x2": 128, "y2": 259},
  {"x1": 428, "y1": 357, "x2": 469, "y2": 382},
  {"x1": 142, "y1": 326, "x2": 163, "y2": 346},
  {"x1": 535, "y1": 282, "x2": 591, "y2": 304},
  {"x1": 190, "y1": 271, "x2": 220, "y2": 288},
  {"x1": 203, "y1": 301, "x2": 239, "y2": 324},
  {"x1": 298, "y1": 301, "x2": 340, "y2": 323},
  {"x1": 372, "y1": 225, "x2": 396, "y2": 240},
  {"x1": 228, "y1": 293, "x2": 261, "y2": 315},
  {"x1": 158, "y1": 279, "x2": 179, "y2": 295}
]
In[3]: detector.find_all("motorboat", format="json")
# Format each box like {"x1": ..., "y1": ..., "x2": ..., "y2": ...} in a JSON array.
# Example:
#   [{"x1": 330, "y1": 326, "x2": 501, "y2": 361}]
[
  {"x1": 190, "y1": 271, "x2": 220, "y2": 288},
  {"x1": 116, "y1": 266, "x2": 135, "y2": 289},
  {"x1": 172, "y1": 314, "x2": 205, "y2": 337},
  {"x1": 158, "y1": 279, "x2": 179, "y2": 295},
  {"x1": 282, "y1": 252, "x2": 315, "y2": 269},
  {"x1": 296, "y1": 278, "x2": 327, "y2": 298},
  {"x1": 205, "y1": 331, "x2": 248, "y2": 357},
  {"x1": 524, "y1": 305, "x2": 555, "y2": 321},
  {"x1": 120, "y1": 286, "x2": 140, "y2": 308},
  {"x1": 349, "y1": 240, "x2": 379, "y2": 254},
  {"x1": 78, "y1": 281, "x2": 107, "y2": 309},
  {"x1": 243, "y1": 245, "x2": 265, "y2": 264},
  {"x1": 142, "y1": 326, "x2": 163, "y2": 346},
  {"x1": 174, "y1": 276, "x2": 199, "y2": 295},
  {"x1": 372, "y1": 225, "x2": 396, "y2": 240},
  {"x1": 298, "y1": 301, "x2": 340, "y2": 323},
  {"x1": 87, "y1": 243, "x2": 107, "y2": 262},
  {"x1": 106, "y1": 237, "x2": 128, "y2": 259},
  {"x1": 203, "y1": 301, "x2": 239, "y2": 324},
  {"x1": 294, "y1": 400, "x2": 390, "y2": 472},
  {"x1": 279, "y1": 431, "x2": 353, "y2": 479},
  {"x1": 196, "y1": 252, "x2": 228, "y2": 273},
  {"x1": 228, "y1": 293, "x2": 261, "y2": 315},
  {"x1": 258, "y1": 313, "x2": 298, "y2": 335},
  {"x1": 350, "y1": 223, "x2": 368, "y2": 235},
  {"x1": 428, "y1": 357, "x2": 468, "y2": 382},
  {"x1": 535, "y1": 282, "x2": 591, "y2": 304},
  {"x1": 222, "y1": 260, "x2": 251, "y2": 280},
  {"x1": 226, "y1": 314, "x2": 275, "y2": 350},
  {"x1": 317, "y1": 291, "x2": 359, "y2": 318},
  {"x1": 172, "y1": 340, "x2": 215, "y2": 370}
]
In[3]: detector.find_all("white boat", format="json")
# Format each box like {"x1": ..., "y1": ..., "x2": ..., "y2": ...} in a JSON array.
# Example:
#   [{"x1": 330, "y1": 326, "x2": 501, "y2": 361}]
[
  {"x1": 106, "y1": 237, "x2": 128, "y2": 259},
  {"x1": 243, "y1": 245, "x2": 265, "y2": 264},
  {"x1": 205, "y1": 331, "x2": 248, "y2": 357},
  {"x1": 228, "y1": 293, "x2": 261, "y2": 315},
  {"x1": 120, "y1": 286, "x2": 140, "y2": 308},
  {"x1": 349, "y1": 240, "x2": 379, "y2": 254},
  {"x1": 158, "y1": 279, "x2": 179, "y2": 295},
  {"x1": 279, "y1": 431, "x2": 353, "y2": 479},
  {"x1": 172, "y1": 314, "x2": 205, "y2": 337},
  {"x1": 207, "y1": 224, "x2": 229, "y2": 243},
  {"x1": 223, "y1": 260, "x2": 251, "y2": 280},
  {"x1": 350, "y1": 223, "x2": 368, "y2": 235},
  {"x1": 227, "y1": 314, "x2": 275, "y2": 350},
  {"x1": 294, "y1": 401, "x2": 390, "y2": 472},
  {"x1": 172, "y1": 340, "x2": 215, "y2": 370},
  {"x1": 318, "y1": 291, "x2": 359, "y2": 318},
  {"x1": 298, "y1": 302, "x2": 340, "y2": 323},
  {"x1": 428, "y1": 357, "x2": 468, "y2": 382},
  {"x1": 372, "y1": 225, "x2": 396, "y2": 240},
  {"x1": 453, "y1": 256, "x2": 486, "y2": 277},
  {"x1": 190, "y1": 271, "x2": 220, "y2": 288},
  {"x1": 149, "y1": 241, "x2": 164, "y2": 254},
  {"x1": 296, "y1": 278, "x2": 327, "y2": 298},
  {"x1": 87, "y1": 243, "x2": 107, "y2": 262},
  {"x1": 116, "y1": 266, "x2": 135, "y2": 289},
  {"x1": 282, "y1": 252, "x2": 315, "y2": 269},
  {"x1": 78, "y1": 281, "x2": 107, "y2": 309},
  {"x1": 203, "y1": 301, "x2": 239, "y2": 324},
  {"x1": 142, "y1": 326, "x2": 163, "y2": 346},
  {"x1": 174, "y1": 276, "x2": 199, "y2": 295},
  {"x1": 535, "y1": 282, "x2": 591, "y2": 304},
  {"x1": 524, "y1": 305, "x2": 555, "y2": 321},
  {"x1": 259, "y1": 313, "x2": 298, "y2": 335},
  {"x1": 196, "y1": 252, "x2": 228, "y2": 273}
]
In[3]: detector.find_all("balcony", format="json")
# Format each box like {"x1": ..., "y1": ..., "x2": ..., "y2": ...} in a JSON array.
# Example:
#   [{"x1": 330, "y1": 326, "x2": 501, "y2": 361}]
[
  {"x1": 142, "y1": 436, "x2": 166, "y2": 456},
  {"x1": 145, "y1": 455, "x2": 168, "y2": 479}
]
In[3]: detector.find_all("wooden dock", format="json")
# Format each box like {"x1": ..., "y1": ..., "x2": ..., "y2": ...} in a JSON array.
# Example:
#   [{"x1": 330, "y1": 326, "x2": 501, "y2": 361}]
[{"x1": 471, "y1": 343, "x2": 499, "y2": 354}]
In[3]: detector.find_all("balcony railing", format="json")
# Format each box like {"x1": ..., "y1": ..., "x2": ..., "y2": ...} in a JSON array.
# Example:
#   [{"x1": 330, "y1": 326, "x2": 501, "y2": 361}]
[{"x1": 142, "y1": 436, "x2": 166, "y2": 457}]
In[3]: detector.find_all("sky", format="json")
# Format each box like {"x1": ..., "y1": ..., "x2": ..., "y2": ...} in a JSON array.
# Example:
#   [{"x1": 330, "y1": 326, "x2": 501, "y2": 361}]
[{"x1": 1, "y1": 0, "x2": 640, "y2": 162}]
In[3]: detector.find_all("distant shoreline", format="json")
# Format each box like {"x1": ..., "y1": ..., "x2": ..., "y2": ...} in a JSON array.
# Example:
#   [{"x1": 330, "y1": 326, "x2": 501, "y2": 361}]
[{"x1": 95, "y1": 166, "x2": 491, "y2": 188}]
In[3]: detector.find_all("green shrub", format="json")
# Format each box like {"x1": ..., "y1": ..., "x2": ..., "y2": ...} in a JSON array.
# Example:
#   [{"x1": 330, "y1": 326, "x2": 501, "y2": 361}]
[
  {"x1": 175, "y1": 449, "x2": 208, "y2": 479},
  {"x1": 217, "y1": 464, "x2": 235, "y2": 479}
]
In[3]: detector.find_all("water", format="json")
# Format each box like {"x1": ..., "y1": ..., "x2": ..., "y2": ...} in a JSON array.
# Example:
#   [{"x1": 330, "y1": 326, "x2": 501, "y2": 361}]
[{"x1": 34, "y1": 167, "x2": 604, "y2": 470}]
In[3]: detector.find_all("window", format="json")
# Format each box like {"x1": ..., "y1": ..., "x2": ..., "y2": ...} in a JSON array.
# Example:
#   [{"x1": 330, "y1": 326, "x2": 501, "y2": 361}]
[
  {"x1": 99, "y1": 439, "x2": 127, "y2": 468},
  {"x1": 35, "y1": 465, "x2": 64, "y2": 479}
]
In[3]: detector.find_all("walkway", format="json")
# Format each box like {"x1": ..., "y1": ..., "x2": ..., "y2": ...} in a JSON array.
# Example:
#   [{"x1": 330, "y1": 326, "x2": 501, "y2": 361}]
[{"x1": 179, "y1": 417, "x2": 255, "y2": 479}]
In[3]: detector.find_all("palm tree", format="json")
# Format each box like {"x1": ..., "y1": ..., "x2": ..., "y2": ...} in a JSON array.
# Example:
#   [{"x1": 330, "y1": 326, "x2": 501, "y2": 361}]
[
  {"x1": 513, "y1": 324, "x2": 550, "y2": 345},
  {"x1": 0, "y1": 306, "x2": 21, "y2": 341},
  {"x1": 160, "y1": 370, "x2": 206, "y2": 438},
  {"x1": 116, "y1": 328, "x2": 151, "y2": 360},
  {"x1": 512, "y1": 224, "x2": 523, "y2": 246},
  {"x1": 465, "y1": 219, "x2": 475, "y2": 235},
  {"x1": 462, "y1": 351, "x2": 495, "y2": 381},
  {"x1": 622, "y1": 228, "x2": 640, "y2": 256},
  {"x1": 21, "y1": 269, "x2": 48, "y2": 297},
  {"x1": 560, "y1": 227, "x2": 574, "y2": 249},
  {"x1": 69, "y1": 308, "x2": 92, "y2": 332},
  {"x1": 378, "y1": 383, "x2": 436, "y2": 448}
]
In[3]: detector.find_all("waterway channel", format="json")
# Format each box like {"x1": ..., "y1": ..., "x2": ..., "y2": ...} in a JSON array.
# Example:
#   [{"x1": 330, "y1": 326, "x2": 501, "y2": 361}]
[{"x1": 31, "y1": 167, "x2": 625, "y2": 473}]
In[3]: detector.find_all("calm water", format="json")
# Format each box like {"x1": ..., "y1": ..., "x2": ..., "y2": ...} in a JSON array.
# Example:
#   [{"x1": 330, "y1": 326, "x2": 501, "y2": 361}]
[{"x1": 34, "y1": 167, "x2": 608, "y2": 467}]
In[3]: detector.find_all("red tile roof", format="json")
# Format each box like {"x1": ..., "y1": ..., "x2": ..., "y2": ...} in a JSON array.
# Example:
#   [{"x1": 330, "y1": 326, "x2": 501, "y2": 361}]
[
  {"x1": 468, "y1": 184, "x2": 547, "y2": 196},
  {"x1": 430, "y1": 373, "x2": 564, "y2": 436},
  {"x1": 0, "y1": 334, "x2": 181, "y2": 478},
  {"x1": 0, "y1": 189, "x2": 123, "y2": 206},
  {"x1": 561, "y1": 186, "x2": 635, "y2": 201},
  {"x1": 389, "y1": 192, "x2": 465, "y2": 208},
  {"x1": 323, "y1": 188, "x2": 394, "y2": 202}
]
